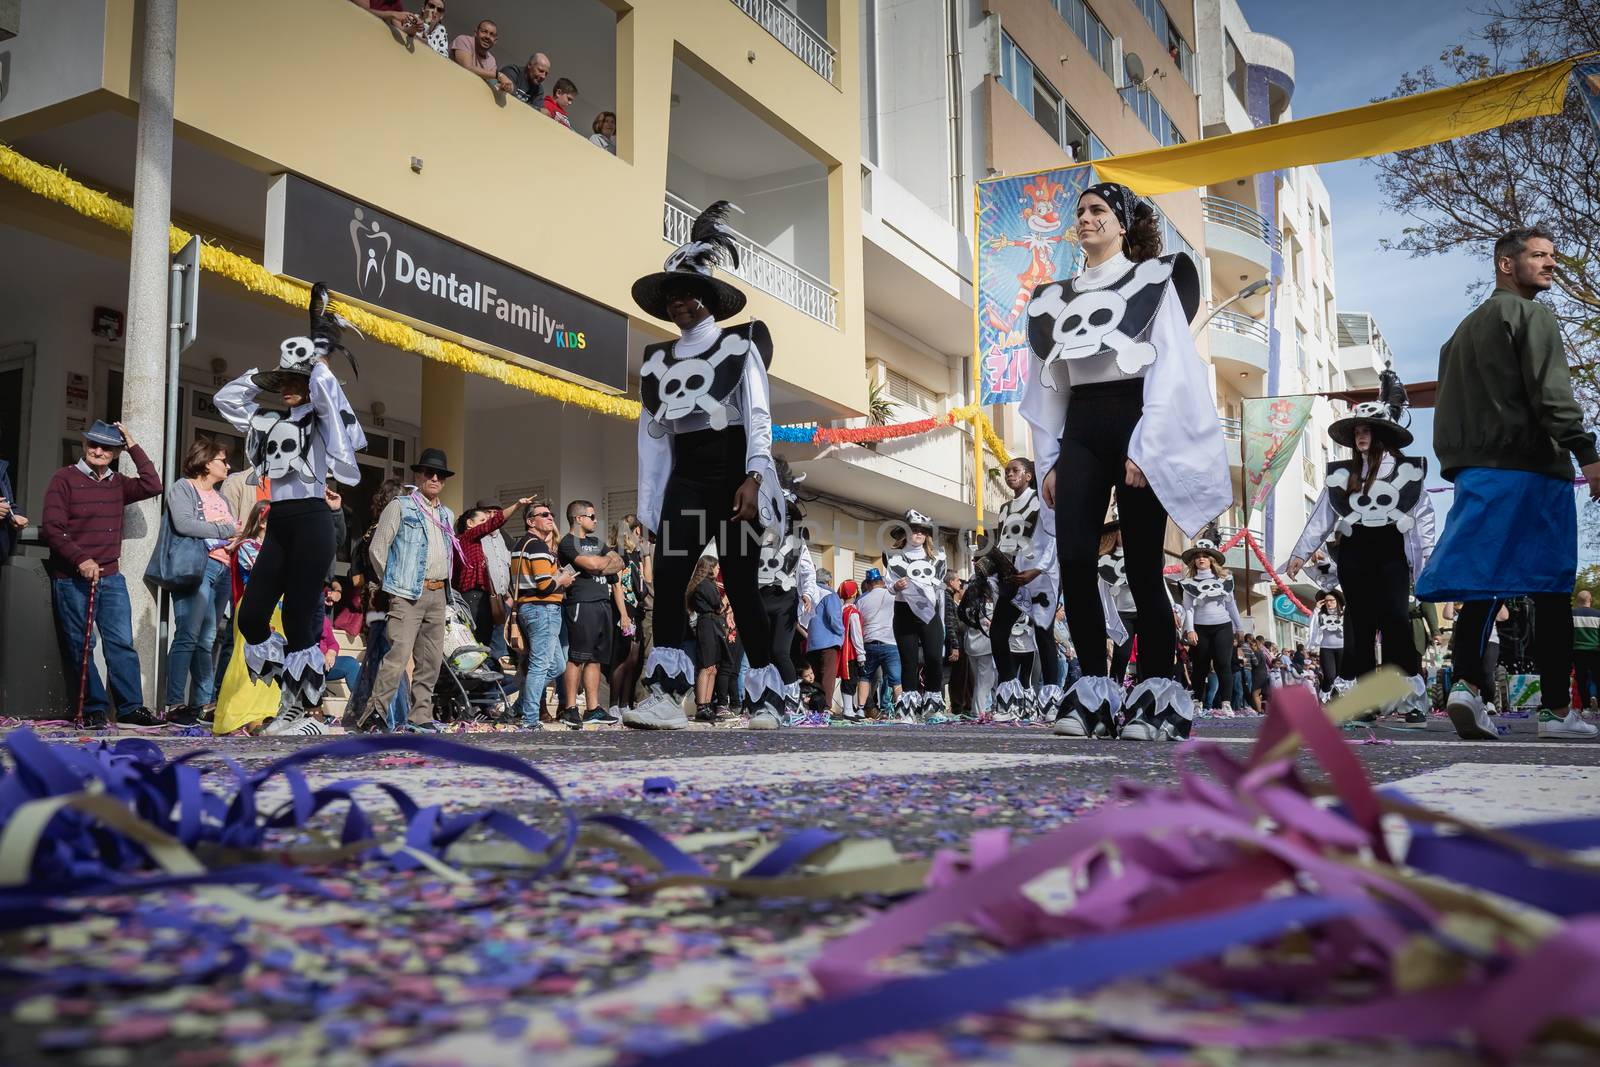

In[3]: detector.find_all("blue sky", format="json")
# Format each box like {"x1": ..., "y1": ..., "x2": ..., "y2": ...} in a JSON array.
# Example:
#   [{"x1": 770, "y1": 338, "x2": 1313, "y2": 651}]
[{"x1": 1239, "y1": 0, "x2": 1492, "y2": 517}]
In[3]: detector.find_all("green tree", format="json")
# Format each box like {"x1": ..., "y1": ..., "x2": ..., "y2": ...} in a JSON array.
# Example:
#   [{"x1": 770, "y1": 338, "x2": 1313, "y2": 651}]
[
  {"x1": 1575, "y1": 564, "x2": 1600, "y2": 603},
  {"x1": 1370, "y1": 0, "x2": 1600, "y2": 406}
]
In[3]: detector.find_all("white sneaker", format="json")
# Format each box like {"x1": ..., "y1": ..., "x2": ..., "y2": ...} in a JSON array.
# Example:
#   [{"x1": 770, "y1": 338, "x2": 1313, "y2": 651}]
[
  {"x1": 1445, "y1": 683, "x2": 1497, "y2": 741},
  {"x1": 621, "y1": 689, "x2": 689, "y2": 730},
  {"x1": 1538, "y1": 709, "x2": 1600, "y2": 740},
  {"x1": 264, "y1": 710, "x2": 330, "y2": 736},
  {"x1": 747, "y1": 708, "x2": 783, "y2": 730}
]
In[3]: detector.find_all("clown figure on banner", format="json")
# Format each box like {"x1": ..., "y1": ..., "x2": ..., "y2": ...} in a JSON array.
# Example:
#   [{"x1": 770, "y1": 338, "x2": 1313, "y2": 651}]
[
  {"x1": 988, "y1": 457, "x2": 1062, "y2": 723},
  {"x1": 212, "y1": 283, "x2": 366, "y2": 733},
  {"x1": 1179, "y1": 525, "x2": 1247, "y2": 712},
  {"x1": 625, "y1": 200, "x2": 787, "y2": 731},
  {"x1": 754, "y1": 458, "x2": 819, "y2": 725},
  {"x1": 884, "y1": 510, "x2": 949, "y2": 722},
  {"x1": 1021, "y1": 181, "x2": 1232, "y2": 742},
  {"x1": 1287, "y1": 369, "x2": 1436, "y2": 722}
]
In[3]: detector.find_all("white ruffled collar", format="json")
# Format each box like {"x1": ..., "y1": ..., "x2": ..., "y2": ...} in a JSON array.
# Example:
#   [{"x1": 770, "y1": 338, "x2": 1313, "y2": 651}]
[{"x1": 1075, "y1": 251, "x2": 1134, "y2": 291}]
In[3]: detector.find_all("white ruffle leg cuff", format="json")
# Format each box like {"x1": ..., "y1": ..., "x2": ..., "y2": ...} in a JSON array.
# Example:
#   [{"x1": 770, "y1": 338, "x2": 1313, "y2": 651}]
[{"x1": 643, "y1": 647, "x2": 695, "y2": 697}]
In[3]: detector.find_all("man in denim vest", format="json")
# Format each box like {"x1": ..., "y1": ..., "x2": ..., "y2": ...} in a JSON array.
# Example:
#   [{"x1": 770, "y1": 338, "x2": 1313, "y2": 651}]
[{"x1": 366, "y1": 449, "x2": 457, "y2": 732}]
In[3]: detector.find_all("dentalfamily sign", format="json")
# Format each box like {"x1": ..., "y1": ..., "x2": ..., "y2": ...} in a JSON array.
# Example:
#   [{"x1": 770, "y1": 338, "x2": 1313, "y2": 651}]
[{"x1": 265, "y1": 175, "x2": 627, "y2": 391}]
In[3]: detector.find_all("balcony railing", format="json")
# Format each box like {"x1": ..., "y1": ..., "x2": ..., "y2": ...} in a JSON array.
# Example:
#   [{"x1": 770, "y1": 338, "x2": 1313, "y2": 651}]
[
  {"x1": 730, "y1": 0, "x2": 837, "y2": 84},
  {"x1": 1219, "y1": 416, "x2": 1243, "y2": 440},
  {"x1": 1209, "y1": 309, "x2": 1271, "y2": 346},
  {"x1": 1201, "y1": 196, "x2": 1282, "y2": 251},
  {"x1": 664, "y1": 192, "x2": 838, "y2": 327}
]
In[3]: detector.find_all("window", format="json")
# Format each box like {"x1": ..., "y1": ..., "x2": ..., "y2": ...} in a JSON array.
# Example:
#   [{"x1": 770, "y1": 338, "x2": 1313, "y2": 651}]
[
  {"x1": 1000, "y1": 33, "x2": 1109, "y2": 162},
  {"x1": 885, "y1": 368, "x2": 939, "y2": 414},
  {"x1": 1053, "y1": 0, "x2": 1115, "y2": 82},
  {"x1": 1225, "y1": 32, "x2": 1247, "y2": 105},
  {"x1": 1130, "y1": 0, "x2": 1197, "y2": 89},
  {"x1": 1154, "y1": 209, "x2": 1197, "y2": 263},
  {"x1": 1121, "y1": 59, "x2": 1185, "y2": 148},
  {"x1": 1295, "y1": 326, "x2": 1307, "y2": 374}
]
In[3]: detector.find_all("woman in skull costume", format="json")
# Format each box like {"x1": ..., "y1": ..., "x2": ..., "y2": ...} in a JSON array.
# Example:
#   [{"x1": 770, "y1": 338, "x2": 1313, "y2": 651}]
[
  {"x1": 1021, "y1": 182, "x2": 1231, "y2": 741},
  {"x1": 1178, "y1": 527, "x2": 1245, "y2": 711},
  {"x1": 1307, "y1": 591, "x2": 1345, "y2": 698},
  {"x1": 623, "y1": 201, "x2": 787, "y2": 731},
  {"x1": 1287, "y1": 371, "x2": 1437, "y2": 719},
  {"x1": 884, "y1": 510, "x2": 949, "y2": 720},
  {"x1": 989, "y1": 458, "x2": 1061, "y2": 720},
  {"x1": 754, "y1": 458, "x2": 819, "y2": 721},
  {"x1": 212, "y1": 283, "x2": 366, "y2": 728}
]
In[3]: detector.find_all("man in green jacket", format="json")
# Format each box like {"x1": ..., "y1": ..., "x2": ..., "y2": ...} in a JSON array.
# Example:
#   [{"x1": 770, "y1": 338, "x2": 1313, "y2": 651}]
[{"x1": 1417, "y1": 225, "x2": 1600, "y2": 741}]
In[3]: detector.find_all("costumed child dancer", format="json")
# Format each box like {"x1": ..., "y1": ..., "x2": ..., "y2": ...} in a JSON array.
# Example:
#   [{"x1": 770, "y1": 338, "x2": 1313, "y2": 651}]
[
  {"x1": 1286, "y1": 372, "x2": 1436, "y2": 721},
  {"x1": 1307, "y1": 591, "x2": 1345, "y2": 698},
  {"x1": 988, "y1": 457, "x2": 1062, "y2": 721},
  {"x1": 624, "y1": 201, "x2": 788, "y2": 731},
  {"x1": 213, "y1": 283, "x2": 366, "y2": 734},
  {"x1": 884, "y1": 509, "x2": 949, "y2": 722},
  {"x1": 1020, "y1": 181, "x2": 1231, "y2": 741},
  {"x1": 1178, "y1": 526, "x2": 1245, "y2": 711},
  {"x1": 755, "y1": 459, "x2": 819, "y2": 723}
]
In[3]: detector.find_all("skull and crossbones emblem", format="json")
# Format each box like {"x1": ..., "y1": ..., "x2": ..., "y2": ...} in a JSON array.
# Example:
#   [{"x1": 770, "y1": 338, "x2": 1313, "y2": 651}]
[
  {"x1": 279, "y1": 336, "x2": 317, "y2": 373},
  {"x1": 1183, "y1": 574, "x2": 1232, "y2": 601},
  {"x1": 1028, "y1": 257, "x2": 1172, "y2": 376},
  {"x1": 1330, "y1": 462, "x2": 1423, "y2": 535},
  {"x1": 996, "y1": 498, "x2": 1039, "y2": 557},
  {"x1": 757, "y1": 533, "x2": 800, "y2": 591},
  {"x1": 889, "y1": 551, "x2": 946, "y2": 589},
  {"x1": 249, "y1": 411, "x2": 316, "y2": 483},
  {"x1": 642, "y1": 333, "x2": 749, "y2": 431}
]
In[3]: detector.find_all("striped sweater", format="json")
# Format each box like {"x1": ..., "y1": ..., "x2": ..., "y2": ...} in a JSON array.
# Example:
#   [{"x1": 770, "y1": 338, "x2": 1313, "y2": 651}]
[
  {"x1": 1575, "y1": 606, "x2": 1600, "y2": 653},
  {"x1": 41, "y1": 447, "x2": 163, "y2": 578},
  {"x1": 509, "y1": 532, "x2": 563, "y2": 604}
]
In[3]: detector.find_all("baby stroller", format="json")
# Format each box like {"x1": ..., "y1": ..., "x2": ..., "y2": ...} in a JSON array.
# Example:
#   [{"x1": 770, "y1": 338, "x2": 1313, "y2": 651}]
[{"x1": 433, "y1": 590, "x2": 517, "y2": 725}]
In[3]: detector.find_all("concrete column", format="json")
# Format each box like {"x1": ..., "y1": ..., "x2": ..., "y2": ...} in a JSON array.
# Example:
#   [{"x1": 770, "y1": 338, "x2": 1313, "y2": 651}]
[
  {"x1": 118, "y1": 0, "x2": 178, "y2": 709},
  {"x1": 420, "y1": 360, "x2": 465, "y2": 514}
]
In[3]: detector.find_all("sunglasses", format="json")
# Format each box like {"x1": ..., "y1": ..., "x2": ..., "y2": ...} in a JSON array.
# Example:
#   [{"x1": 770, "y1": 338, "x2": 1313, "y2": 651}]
[
  {"x1": 531, "y1": 510, "x2": 553, "y2": 518},
  {"x1": 418, "y1": 470, "x2": 447, "y2": 481}
]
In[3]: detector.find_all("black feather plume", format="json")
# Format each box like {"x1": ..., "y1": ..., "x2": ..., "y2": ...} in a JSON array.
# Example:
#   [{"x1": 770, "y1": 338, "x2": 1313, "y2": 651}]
[
  {"x1": 688, "y1": 200, "x2": 742, "y2": 271},
  {"x1": 1377, "y1": 363, "x2": 1407, "y2": 421},
  {"x1": 307, "y1": 281, "x2": 360, "y2": 379}
]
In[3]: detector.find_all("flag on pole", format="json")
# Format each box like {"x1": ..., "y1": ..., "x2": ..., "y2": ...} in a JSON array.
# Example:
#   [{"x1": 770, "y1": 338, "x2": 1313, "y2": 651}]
[
  {"x1": 975, "y1": 167, "x2": 1096, "y2": 404},
  {"x1": 1242, "y1": 396, "x2": 1315, "y2": 511}
]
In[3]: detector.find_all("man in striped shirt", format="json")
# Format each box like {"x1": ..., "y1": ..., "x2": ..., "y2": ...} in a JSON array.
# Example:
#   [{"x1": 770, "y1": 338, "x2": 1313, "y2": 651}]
[
  {"x1": 1573, "y1": 590, "x2": 1600, "y2": 712},
  {"x1": 509, "y1": 500, "x2": 573, "y2": 727}
]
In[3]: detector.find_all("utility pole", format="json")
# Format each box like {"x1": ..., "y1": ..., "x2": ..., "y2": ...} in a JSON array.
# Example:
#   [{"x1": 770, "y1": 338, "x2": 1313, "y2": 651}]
[{"x1": 118, "y1": 0, "x2": 178, "y2": 710}]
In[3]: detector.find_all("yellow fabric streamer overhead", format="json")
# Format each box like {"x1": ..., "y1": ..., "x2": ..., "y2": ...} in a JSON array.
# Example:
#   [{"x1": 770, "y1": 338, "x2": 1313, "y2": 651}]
[{"x1": 997, "y1": 51, "x2": 1595, "y2": 196}]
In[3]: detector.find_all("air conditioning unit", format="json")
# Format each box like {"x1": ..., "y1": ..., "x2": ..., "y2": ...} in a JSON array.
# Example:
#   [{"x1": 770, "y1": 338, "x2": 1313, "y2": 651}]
[{"x1": 1111, "y1": 37, "x2": 1127, "y2": 88}]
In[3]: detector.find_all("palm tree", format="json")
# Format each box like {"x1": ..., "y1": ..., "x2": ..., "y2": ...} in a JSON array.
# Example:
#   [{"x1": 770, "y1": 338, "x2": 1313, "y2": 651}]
[{"x1": 866, "y1": 377, "x2": 895, "y2": 426}]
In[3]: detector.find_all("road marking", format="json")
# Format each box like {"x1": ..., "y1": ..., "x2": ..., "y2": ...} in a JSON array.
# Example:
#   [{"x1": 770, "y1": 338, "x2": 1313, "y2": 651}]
[{"x1": 1381, "y1": 762, "x2": 1600, "y2": 825}]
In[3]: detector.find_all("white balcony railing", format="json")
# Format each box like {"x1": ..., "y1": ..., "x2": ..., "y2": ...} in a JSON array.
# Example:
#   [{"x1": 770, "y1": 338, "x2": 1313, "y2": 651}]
[
  {"x1": 1219, "y1": 416, "x2": 1243, "y2": 440},
  {"x1": 1209, "y1": 309, "x2": 1271, "y2": 346},
  {"x1": 729, "y1": 0, "x2": 837, "y2": 84},
  {"x1": 663, "y1": 192, "x2": 839, "y2": 327},
  {"x1": 1201, "y1": 196, "x2": 1282, "y2": 251}
]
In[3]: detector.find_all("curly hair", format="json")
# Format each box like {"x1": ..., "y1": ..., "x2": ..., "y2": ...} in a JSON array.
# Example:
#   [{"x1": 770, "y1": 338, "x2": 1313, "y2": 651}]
[{"x1": 1124, "y1": 199, "x2": 1163, "y2": 262}]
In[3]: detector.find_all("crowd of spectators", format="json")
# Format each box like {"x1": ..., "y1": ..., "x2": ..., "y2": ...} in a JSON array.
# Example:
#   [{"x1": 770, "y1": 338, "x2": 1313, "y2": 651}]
[{"x1": 347, "y1": 1, "x2": 616, "y2": 153}]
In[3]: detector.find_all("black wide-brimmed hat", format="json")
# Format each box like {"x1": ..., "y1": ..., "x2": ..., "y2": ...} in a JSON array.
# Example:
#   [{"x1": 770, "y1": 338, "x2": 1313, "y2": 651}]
[
  {"x1": 254, "y1": 282, "x2": 359, "y2": 391},
  {"x1": 1181, "y1": 524, "x2": 1226, "y2": 568},
  {"x1": 1329, "y1": 399, "x2": 1413, "y2": 449},
  {"x1": 411, "y1": 448, "x2": 455, "y2": 479},
  {"x1": 632, "y1": 200, "x2": 748, "y2": 322}
]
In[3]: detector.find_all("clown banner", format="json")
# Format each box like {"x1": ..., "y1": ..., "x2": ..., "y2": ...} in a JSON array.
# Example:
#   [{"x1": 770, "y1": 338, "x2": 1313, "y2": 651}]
[
  {"x1": 1576, "y1": 59, "x2": 1600, "y2": 144},
  {"x1": 1241, "y1": 395, "x2": 1315, "y2": 511},
  {"x1": 975, "y1": 167, "x2": 1096, "y2": 404}
]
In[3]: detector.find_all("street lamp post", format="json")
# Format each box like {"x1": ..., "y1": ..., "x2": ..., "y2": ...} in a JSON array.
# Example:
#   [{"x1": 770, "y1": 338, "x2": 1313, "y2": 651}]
[{"x1": 1193, "y1": 278, "x2": 1271, "y2": 337}]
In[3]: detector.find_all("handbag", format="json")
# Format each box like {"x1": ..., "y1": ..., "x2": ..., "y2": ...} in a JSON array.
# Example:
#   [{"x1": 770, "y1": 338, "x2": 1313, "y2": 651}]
[{"x1": 146, "y1": 506, "x2": 207, "y2": 591}]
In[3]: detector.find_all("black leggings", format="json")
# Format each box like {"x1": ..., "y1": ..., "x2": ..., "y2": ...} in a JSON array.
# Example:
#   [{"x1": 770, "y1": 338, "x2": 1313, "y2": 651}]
[
  {"x1": 1189, "y1": 622, "x2": 1233, "y2": 705},
  {"x1": 609, "y1": 632, "x2": 642, "y2": 709},
  {"x1": 992, "y1": 593, "x2": 1059, "y2": 686},
  {"x1": 1318, "y1": 647, "x2": 1342, "y2": 688},
  {"x1": 650, "y1": 464, "x2": 772, "y2": 672},
  {"x1": 761, "y1": 587, "x2": 799, "y2": 684},
  {"x1": 1454, "y1": 596, "x2": 1572, "y2": 709},
  {"x1": 1334, "y1": 527, "x2": 1418, "y2": 678},
  {"x1": 238, "y1": 498, "x2": 334, "y2": 655},
  {"x1": 1055, "y1": 380, "x2": 1173, "y2": 680},
  {"x1": 893, "y1": 600, "x2": 945, "y2": 693}
]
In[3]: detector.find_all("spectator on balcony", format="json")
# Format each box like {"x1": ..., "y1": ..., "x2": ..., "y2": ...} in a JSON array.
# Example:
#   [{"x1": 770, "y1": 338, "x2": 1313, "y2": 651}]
[
  {"x1": 409, "y1": 0, "x2": 450, "y2": 57},
  {"x1": 542, "y1": 77, "x2": 578, "y2": 130},
  {"x1": 452, "y1": 19, "x2": 502, "y2": 85},
  {"x1": 498, "y1": 52, "x2": 550, "y2": 109},
  {"x1": 590, "y1": 111, "x2": 617, "y2": 155},
  {"x1": 349, "y1": 0, "x2": 413, "y2": 32}
]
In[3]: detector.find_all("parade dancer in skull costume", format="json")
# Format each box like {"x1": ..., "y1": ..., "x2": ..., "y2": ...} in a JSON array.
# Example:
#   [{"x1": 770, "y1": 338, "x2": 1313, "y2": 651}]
[
  {"x1": 1287, "y1": 372, "x2": 1436, "y2": 721},
  {"x1": 1307, "y1": 591, "x2": 1345, "y2": 698},
  {"x1": 624, "y1": 201, "x2": 786, "y2": 731},
  {"x1": 988, "y1": 458, "x2": 1062, "y2": 722},
  {"x1": 213, "y1": 283, "x2": 366, "y2": 731},
  {"x1": 1021, "y1": 182, "x2": 1231, "y2": 742},
  {"x1": 884, "y1": 510, "x2": 949, "y2": 721},
  {"x1": 1178, "y1": 526, "x2": 1246, "y2": 711},
  {"x1": 753, "y1": 459, "x2": 819, "y2": 726}
]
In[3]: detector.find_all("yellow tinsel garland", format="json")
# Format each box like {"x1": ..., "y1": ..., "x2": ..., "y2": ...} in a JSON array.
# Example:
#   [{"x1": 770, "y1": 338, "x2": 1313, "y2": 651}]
[{"x1": 0, "y1": 143, "x2": 1006, "y2": 473}]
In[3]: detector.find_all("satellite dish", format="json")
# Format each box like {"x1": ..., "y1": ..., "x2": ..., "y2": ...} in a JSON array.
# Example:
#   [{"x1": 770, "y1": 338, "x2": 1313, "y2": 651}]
[{"x1": 1124, "y1": 51, "x2": 1146, "y2": 88}]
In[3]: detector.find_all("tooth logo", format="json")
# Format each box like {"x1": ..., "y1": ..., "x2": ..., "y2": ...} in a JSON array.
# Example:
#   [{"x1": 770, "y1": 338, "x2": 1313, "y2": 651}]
[{"x1": 350, "y1": 207, "x2": 391, "y2": 298}]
